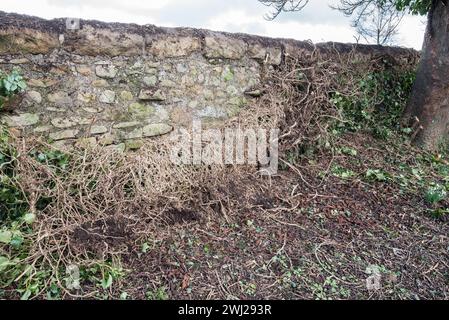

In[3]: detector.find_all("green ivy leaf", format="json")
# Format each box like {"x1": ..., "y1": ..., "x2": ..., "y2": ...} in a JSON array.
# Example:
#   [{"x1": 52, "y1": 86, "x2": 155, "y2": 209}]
[
  {"x1": 10, "y1": 231, "x2": 24, "y2": 248},
  {"x1": 20, "y1": 290, "x2": 32, "y2": 300},
  {"x1": 23, "y1": 212, "x2": 36, "y2": 225},
  {"x1": 141, "y1": 242, "x2": 150, "y2": 253},
  {"x1": 0, "y1": 256, "x2": 12, "y2": 272},
  {"x1": 3, "y1": 80, "x2": 12, "y2": 92},
  {"x1": 101, "y1": 274, "x2": 113, "y2": 290},
  {"x1": 0, "y1": 230, "x2": 12, "y2": 244}
]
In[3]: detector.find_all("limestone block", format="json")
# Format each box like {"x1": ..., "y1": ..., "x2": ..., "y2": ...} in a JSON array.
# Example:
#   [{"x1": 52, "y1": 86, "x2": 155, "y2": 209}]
[
  {"x1": 50, "y1": 130, "x2": 79, "y2": 141},
  {"x1": 204, "y1": 35, "x2": 247, "y2": 60},
  {"x1": 95, "y1": 65, "x2": 118, "y2": 79},
  {"x1": 148, "y1": 36, "x2": 201, "y2": 58},
  {"x1": 4, "y1": 113, "x2": 39, "y2": 127},
  {"x1": 64, "y1": 25, "x2": 144, "y2": 56},
  {"x1": 0, "y1": 28, "x2": 58, "y2": 54},
  {"x1": 99, "y1": 90, "x2": 116, "y2": 104}
]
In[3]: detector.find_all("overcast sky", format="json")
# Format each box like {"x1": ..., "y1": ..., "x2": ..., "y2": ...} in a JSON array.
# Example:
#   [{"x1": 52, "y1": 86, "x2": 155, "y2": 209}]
[{"x1": 1, "y1": 0, "x2": 426, "y2": 49}]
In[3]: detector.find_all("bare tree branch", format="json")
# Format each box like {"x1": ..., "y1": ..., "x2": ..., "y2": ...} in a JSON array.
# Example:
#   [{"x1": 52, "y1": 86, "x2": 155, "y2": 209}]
[
  {"x1": 259, "y1": 0, "x2": 405, "y2": 45},
  {"x1": 335, "y1": 1, "x2": 405, "y2": 45},
  {"x1": 259, "y1": 0, "x2": 310, "y2": 20}
]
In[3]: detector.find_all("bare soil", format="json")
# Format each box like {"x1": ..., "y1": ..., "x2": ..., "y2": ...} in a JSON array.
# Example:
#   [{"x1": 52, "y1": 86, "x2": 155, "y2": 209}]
[{"x1": 70, "y1": 132, "x2": 449, "y2": 300}]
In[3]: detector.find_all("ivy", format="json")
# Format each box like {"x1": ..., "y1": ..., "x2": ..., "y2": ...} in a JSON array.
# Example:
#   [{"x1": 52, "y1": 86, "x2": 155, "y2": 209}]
[
  {"x1": 393, "y1": 0, "x2": 432, "y2": 15},
  {"x1": 330, "y1": 66, "x2": 416, "y2": 139}
]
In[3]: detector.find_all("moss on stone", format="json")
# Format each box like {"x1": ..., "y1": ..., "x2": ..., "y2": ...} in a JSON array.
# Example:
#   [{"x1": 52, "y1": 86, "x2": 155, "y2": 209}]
[
  {"x1": 227, "y1": 96, "x2": 248, "y2": 117},
  {"x1": 125, "y1": 139, "x2": 144, "y2": 150},
  {"x1": 223, "y1": 67, "x2": 234, "y2": 82},
  {"x1": 128, "y1": 102, "x2": 155, "y2": 118},
  {"x1": 0, "y1": 35, "x2": 14, "y2": 53}
]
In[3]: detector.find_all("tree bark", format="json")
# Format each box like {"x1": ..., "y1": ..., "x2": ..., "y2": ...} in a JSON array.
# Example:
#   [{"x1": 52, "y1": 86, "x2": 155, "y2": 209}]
[{"x1": 404, "y1": 0, "x2": 449, "y2": 150}]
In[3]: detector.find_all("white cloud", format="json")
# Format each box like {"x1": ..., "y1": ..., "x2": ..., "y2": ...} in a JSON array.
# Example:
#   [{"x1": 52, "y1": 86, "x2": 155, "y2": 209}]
[
  {"x1": 0, "y1": 0, "x2": 426, "y2": 49},
  {"x1": 398, "y1": 15, "x2": 426, "y2": 49},
  {"x1": 206, "y1": 9, "x2": 355, "y2": 44},
  {"x1": 206, "y1": 10, "x2": 267, "y2": 34}
]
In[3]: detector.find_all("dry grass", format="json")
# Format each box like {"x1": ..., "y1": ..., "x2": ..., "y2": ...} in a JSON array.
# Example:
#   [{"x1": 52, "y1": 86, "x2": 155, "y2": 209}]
[{"x1": 6, "y1": 87, "x2": 281, "y2": 298}]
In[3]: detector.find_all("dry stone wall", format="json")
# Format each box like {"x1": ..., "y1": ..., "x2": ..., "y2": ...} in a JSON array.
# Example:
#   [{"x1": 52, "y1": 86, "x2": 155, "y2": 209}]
[{"x1": 0, "y1": 11, "x2": 419, "y2": 150}]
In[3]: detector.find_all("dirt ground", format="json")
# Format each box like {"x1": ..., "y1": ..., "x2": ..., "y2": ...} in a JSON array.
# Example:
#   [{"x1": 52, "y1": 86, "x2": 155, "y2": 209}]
[{"x1": 67, "y1": 132, "x2": 448, "y2": 300}]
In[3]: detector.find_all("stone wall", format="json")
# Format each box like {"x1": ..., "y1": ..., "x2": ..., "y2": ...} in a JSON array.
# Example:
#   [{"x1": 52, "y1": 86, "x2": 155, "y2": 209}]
[{"x1": 0, "y1": 11, "x2": 420, "y2": 150}]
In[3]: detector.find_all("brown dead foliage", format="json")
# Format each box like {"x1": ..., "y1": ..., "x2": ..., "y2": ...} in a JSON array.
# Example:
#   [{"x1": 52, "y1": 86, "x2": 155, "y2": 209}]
[{"x1": 3, "y1": 48, "x2": 447, "y2": 300}]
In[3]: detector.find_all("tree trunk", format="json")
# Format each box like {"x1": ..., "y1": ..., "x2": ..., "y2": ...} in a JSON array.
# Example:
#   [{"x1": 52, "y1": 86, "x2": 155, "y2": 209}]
[{"x1": 403, "y1": 0, "x2": 449, "y2": 150}]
